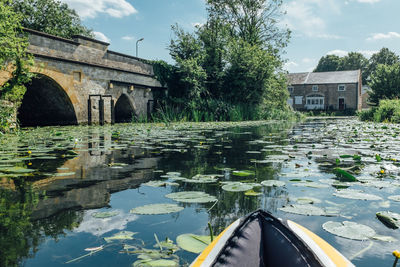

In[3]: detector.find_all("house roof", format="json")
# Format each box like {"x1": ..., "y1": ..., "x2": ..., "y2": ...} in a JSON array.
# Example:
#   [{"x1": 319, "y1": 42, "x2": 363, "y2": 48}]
[{"x1": 287, "y1": 70, "x2": 360, "y2": 85}]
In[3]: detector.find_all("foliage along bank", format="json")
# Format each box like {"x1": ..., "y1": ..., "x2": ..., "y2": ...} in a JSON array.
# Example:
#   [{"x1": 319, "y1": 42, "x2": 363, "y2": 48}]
[{"x1": 149, "y1": 0, "x2": 299, "y2": 123}]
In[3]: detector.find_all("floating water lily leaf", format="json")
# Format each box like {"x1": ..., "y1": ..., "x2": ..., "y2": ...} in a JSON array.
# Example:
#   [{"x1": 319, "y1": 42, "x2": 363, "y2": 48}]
[
  {"x1": 245, "y1": 190, "x2": 262, "y2": 196},
  {"x1": 3, "y1": 166, "x2": 35, "y2": 173},
  {"x1": 388, "y1": 195, "x2": 400, "y2": 202},
  {"x1": 322, "y1": 221, "x2": 375, "y2": 240},
  {"x1": 292, "y1": 182, "x2": 329, "y2": 189},
  {"x1": 333, "y1": 189, "x2": 382, "y2": 201},
  {"x1": 333, "y1": 168, "x2": 357, "y2": 182},
  {"x1": 153, "y1": 238, "x2": 179, "y2": 252},
  {"x1": 279, "y1": 204, "x2": 334, "y2": 216},
  {"x1": 182, "y1": 174, "x2": 220, "y2": 184},
  {"x1": 104, "y1": 231, "x2": 137, "y2": 243},
  {"x1": 376, "y1": 211, "x2": 400, "y2": 229},
  {"x1": 221, "y1": 182, "x2": 253, "y2": 192},
  {"x1": 293, "y1": 197, "x2": 321, "y2": 205},
  {"x1": 142, "y1": 180, "x2": 179, "y2": 187},
  {"x1": 176, "y1": 234, "x2": 211, "y2": 253},
  {"x1": 371, "y1": 235, "x2": 397, "y2": 242},
  {"x1": 232, "y1": 170, "x2": 255, "y2": 177},
  {"x1": 166, "y1": 172, "x2": 181, "y2": 176},
  {"x1": 92, "y1": 211, "x2": 119, "y2": 219},
  {"x1": 165, "y1": 191, "x2": 217, "y2": 203},
  {"x1": 130, "y1": 204, "x2": 184, "y2": 215},
  {"x1": 261, "y1": 180, "x2": 285, "y2": 187},
  {"x1": 133, "y1": 259, "x2": 178, "y2": 267}
]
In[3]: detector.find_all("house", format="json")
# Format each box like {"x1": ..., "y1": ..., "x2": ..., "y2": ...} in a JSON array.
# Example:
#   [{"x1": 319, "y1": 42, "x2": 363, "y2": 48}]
[{"x1": 287, "y1": 70, "x2": 362, "y2": 111}]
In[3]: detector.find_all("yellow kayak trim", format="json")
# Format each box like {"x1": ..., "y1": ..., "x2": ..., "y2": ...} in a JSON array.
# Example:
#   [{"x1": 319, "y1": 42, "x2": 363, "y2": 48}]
[{"x1": 288, "y1": 220, "x2": 353, "y2": 267}]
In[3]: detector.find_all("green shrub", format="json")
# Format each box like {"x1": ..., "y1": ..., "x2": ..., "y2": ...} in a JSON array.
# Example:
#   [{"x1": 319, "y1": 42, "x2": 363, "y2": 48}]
[{"x1": 358, "y1": 99, "x2": 400, "y2": 123}]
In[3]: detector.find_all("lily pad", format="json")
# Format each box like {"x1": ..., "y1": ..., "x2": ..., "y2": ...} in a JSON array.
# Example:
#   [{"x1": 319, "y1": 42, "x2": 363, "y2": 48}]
[
  {"x1": 333, "y1": 189, "x2": 382, "y2": 201},
  {"x1": 388, "y1": 195, "x2": 400, "y2": 202},
  {"x1": 92, "y1": 211, "x2": 119, "y2": 218},
  {"x1": 104, "y1": 231, "x2": 137, "y2": 243},
  {"x1": 322, "y1": 221, "x2": 375, "y2": 240},
  {"x1": 232, "y1": 170, "x2": 255, "y2": 177},
  {"x1": 142, "y1": 180, "x2": 179, "y2": 187},
  {"x1": 2, "y1": 166, "x2": 35, "y2": 173},
  {"x1": 130, "y1": 204, "x2": 184, "y2": 215},
  {"x1": 165, "y1": 191, "x2": 217, "y2": 203},
  {"x1": 376, "y1": 211, "x2": 400, "y2": 229},
  {"x1": 176, "y1": 234, "x2": 211, "y2": 253},
  {"x1": 261, "y1": 180, "x2": 285, "y2": 187},
  {"x1": 221, "y1": 182, "x2": 253, "y2": 192},
  {"x1": 133, "y1": 259, "x2": 178, "y2": 267},
  {"x1": 182, "y1": 174, "x2": 220, "y2": 183},
  {"x1": 279, "y1": 204, "x2": 334, "y2": 216},
  {"x1": 333, "y1": 168, "x2": 357, "y2": 182},
  {"x1": 244, "y1": 190, "x2": 262, "y2": 196}
]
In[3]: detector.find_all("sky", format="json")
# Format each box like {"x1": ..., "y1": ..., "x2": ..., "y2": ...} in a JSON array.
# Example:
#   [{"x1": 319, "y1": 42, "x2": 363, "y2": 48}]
[{"x1": 60, "y1": 0, "x2": 400, "y2": 73}]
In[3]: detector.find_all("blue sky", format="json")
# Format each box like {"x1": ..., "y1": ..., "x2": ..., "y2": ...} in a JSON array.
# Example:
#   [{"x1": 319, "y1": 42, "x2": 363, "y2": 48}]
[{"x1": 61, "y1": 0, "x2": 400, "y2": 73}]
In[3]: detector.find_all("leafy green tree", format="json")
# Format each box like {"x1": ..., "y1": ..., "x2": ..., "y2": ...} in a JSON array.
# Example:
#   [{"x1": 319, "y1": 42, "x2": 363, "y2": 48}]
[
  {"x1": 11, "y1": 0, "x2": 92, "y2": 39},
  {"x1": 224, "y1": 39, "x2": 288, "y2": 106},
  {"x1": 206, "y1": 0, "x2": 290, "y2": 48},
  {"x1": 314, "y1": 54, "x2": 341, "y2": 72},
  {"x1": 364, "y1": 48, "x2": 400, "y2": 84},
  {"x1": 0, "y1": 0, "x2": 33, "y2": 131},
  {"x1": 169, "y1": 25, "x2": 207, "y2": 101},
  {"x1": 339, "y1": 52, "x2": 368, "y2": 83},
  {"x1": 368, "y1": 63, "x2": 400, "y2": 104}
]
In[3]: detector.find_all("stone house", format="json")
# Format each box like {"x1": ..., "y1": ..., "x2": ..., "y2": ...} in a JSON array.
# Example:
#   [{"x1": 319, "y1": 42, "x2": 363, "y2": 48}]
[{"x1": 287, "y1": 70, "x2": 362, "y2": 111}]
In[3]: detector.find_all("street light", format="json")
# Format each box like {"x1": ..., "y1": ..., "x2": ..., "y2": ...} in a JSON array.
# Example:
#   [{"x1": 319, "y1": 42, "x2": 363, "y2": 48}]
[{"x1": 136, "y1": 38, "x2": 144, "y2": 57}]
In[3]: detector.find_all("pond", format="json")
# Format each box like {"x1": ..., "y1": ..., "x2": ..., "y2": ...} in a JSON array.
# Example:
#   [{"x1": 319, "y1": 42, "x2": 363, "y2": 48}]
[{"x1": 1, "y1": 118, "x2": 400, "y2": 267}]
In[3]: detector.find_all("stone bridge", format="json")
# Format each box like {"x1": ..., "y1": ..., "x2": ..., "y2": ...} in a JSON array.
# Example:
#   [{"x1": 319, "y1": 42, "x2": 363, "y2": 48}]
[{"x1": 0, "y1": 29, "x2": 165, "y2": 126}]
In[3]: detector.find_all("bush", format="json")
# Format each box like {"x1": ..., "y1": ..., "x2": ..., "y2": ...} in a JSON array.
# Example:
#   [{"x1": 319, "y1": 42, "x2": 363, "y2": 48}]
[{"x1": 358, "y1": 99, "x2": 400, "y2": 123}]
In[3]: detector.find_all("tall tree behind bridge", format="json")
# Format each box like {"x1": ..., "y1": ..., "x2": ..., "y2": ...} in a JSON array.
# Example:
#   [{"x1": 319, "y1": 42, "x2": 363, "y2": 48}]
[{"x1": 11, "y1": 0, "x2": 92, "y2": 39}]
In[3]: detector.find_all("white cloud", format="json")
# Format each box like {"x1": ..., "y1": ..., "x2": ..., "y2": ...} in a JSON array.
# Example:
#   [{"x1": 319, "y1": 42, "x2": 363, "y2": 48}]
[
  {"x1": 302, "y1": 57, "x2": 315, "y2": 63},
  {"x1": 122, "y1": 35, "x2": 135, "y2": 41},
  {"x1": 358, "y1": 50, "x2": 378, "y2": 57},
  {"x1": 282, "y1": 0, "x2": 341, "y2": 39},
  {"x1": 356, "y1": 0, "x2": 381, "y2": 3},
  {"x1": 327, "y1": 49, "x2": 348, "y2": 57},
  {"x1": 284, "y1": 61, "x2": 299, "y2": 72},
  {"x1": 61, "y1": 0, "x2": 137, "y2": 19},
  {"x1": 93, "y1": 31, "x2": 110, "y2": 43},
  {"x1": 367, "y1": 32, "x2": 400, "y2": 41}
]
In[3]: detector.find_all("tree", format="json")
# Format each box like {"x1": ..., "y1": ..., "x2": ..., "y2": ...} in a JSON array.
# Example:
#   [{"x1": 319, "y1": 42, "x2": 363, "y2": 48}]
[
  {"x1": 314, "y1": 54, "x2": 341, "y2": 72},
  {"x1": 11, "y1": 0, "x2": 92, "y2": 39},
  {"x1": 0, "y1": 0, "x2": 33, "y2": 131},
  {"x1": 364, "y1": 48, "x2": 400, "y2": 84},
  {"x1": 340, "y1": 52, "x2": 368, "y2": 83},
  {"x1": 368, "y1": 63, "x2": 400, "y2": 105},
  {"x1": 206, "y1": 0, "x2": 290, "y2": 49}
]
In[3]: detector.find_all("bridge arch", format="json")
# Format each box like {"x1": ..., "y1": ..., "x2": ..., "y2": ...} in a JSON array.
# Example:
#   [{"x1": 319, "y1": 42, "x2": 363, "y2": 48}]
[
  {"x1": 114, "y1": 93, "x2": 137, "y2": 123},
  {"x1": 18, "y1": 74, "x2": 78, "y2": 127}
]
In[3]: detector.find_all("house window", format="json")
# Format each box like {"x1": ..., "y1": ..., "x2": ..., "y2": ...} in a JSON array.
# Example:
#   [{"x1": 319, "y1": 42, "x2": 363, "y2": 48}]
[
  {"x1": 312, "y1": 85, "x2": 318, "y2": 91},
  {"x1": 338, "y1": 84, "x2": 346, "y2": 91},
  {"x1": 305, "y1": 94, "x2": 324, "y2": 110},
  {"x1": 294, "y1": 96, "x2": 303, "y2": 105},
  {"x1": 288, "y1": 86, "x2": 294, "y2": 93}
]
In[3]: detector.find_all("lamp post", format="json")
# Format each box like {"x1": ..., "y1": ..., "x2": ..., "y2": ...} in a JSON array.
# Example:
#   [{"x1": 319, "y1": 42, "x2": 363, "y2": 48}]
[{"x1": 136, "y1": 38, "x2": 144, "y2": 57}]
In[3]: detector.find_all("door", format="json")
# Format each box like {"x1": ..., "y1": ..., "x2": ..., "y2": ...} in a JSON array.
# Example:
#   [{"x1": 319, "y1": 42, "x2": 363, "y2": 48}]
[{"x1": 338, "y1": 98, "x2": 345, "y2": 110}]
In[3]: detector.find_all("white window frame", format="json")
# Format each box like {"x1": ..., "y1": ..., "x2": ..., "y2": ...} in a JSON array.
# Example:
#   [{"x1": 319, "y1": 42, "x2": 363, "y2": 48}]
[
  {"x1": 312, "y1": 85, "x2": 318, "y2": 92},
  {"x1": 288, "y1": 86, "x2": 294, "y2": 93},
  {"x1": 294, "y1": 96, "x2": 303, "y2": 105},
  {"x1": 338, "y1": 84, "x2": 346, "y2": 91},
  {"x1": 305, "y1": 94, "x2": 325, "y2": 110}
]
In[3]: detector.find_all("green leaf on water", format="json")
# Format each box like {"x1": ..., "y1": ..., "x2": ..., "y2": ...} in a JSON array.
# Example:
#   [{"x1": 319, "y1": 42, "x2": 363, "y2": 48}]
[
  {"x1": 333, "y1": 168, "x2": 357, "y2": 182},
  {"x1": 142, "y1": 180, "x2": 179, "y2": 187},
  {"x1": 130, "y1": 203, "x2": 184, "y2": 215},
  {"x1": 133, "y1": 259, "x2": 178, "y2": 267},
  {"x1": 322, "y1": 221, "x2": 375, "y2": 240},
  {"x1": 279, "y1": 204, "x2": 335, "y2": 216},
  {"x1": 376, "y1": 211, "x2": 400, "y2": 229},
  {"x1": 165, "y1": 191, "x2": 217, "y2": 203},
  {"x1": 388, "y1": 195, "x2": 400, "y2": 202},
  {"x1": 244, "y1": 189, "x2": 262, "y2": 196},
  {"x1": 333, "y1": 189, "x2": 382, "y2": 201},
  {"x1": 2, "y1": 166, "x2": 36, "y2": 173},
  {"x1": 176, "y1": 234, "x2": 211, "y2": 253},
  {"x1": 104, "y1": 231, "x2": 137, "y2": 243},
  {"x1": 261, "y1": 180, "x2": 285, "y2": 187},
  {"x1": 92, "y1": 211, "x2": 119, "y2": 219},
  {"x1": 221, "y1": 182, "x2": 253, "y2": 192},
  {"x1": 232, "y1": 170, "x2": 255, "y2": 177}
]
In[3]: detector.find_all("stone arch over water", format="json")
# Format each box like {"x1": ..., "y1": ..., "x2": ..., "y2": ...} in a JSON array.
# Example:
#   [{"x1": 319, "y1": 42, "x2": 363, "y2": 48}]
[
  {"x1": 18, "y1": 74, "x2": 78, "y2": 127},
  {"x1": 114, "y1": 94, "x2": 136, "y2": 123}
]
